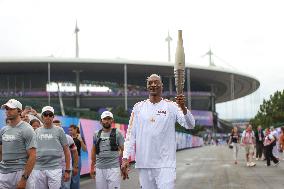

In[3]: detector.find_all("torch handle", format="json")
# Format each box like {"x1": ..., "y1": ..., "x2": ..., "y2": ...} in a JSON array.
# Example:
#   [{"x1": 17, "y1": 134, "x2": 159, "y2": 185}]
[{"x1": 175, "y1": 69, "x2": 185, "y2": 95}]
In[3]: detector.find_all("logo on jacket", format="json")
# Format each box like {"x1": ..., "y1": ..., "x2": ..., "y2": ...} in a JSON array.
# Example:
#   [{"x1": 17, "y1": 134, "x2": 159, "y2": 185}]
[{"x1": 157, "y1": 110, "x2": 167, "y2": 115}]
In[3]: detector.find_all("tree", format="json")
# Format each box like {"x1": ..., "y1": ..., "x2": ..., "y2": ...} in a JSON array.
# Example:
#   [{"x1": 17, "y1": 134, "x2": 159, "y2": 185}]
[{"x1": 250, "y1": 90, "x2": 284, "y2": 130}]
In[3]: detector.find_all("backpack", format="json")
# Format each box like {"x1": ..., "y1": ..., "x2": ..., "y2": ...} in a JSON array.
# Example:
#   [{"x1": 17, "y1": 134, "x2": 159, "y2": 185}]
[{"x1": 95, "y1": 128, "x2": 118, "y2": 155}]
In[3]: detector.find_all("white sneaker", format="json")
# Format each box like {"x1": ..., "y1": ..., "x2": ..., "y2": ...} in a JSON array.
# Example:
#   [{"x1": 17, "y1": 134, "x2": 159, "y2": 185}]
[
  {"x1": 246, "y1": 162, "x2": 250, "y2": 167},
  {"x1": 256, "y1": 158, "x2": 259, "y2": 161},
  {"x1": 250, "y1": 162, "x2": 256, "y2": 167},
  {"x1": 274, "y1": 161, "x2": 280, "y2": 167}
]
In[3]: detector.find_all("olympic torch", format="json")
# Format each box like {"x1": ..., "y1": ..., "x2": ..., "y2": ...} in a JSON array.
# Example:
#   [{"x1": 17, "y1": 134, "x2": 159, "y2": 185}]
[{"x1": 174, "y1": 30, "x2": 185, "y2": 95}]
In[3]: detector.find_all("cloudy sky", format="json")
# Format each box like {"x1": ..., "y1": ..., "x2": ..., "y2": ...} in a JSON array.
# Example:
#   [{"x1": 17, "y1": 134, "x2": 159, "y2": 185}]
[{"x1": 1, "y1": 0, "x2": 284, "y2": 119}]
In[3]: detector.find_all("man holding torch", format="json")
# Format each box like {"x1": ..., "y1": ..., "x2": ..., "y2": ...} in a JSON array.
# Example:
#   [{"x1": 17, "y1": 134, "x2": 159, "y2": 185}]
[{"x1": 121, "y1": 31, "x2": 195, "y2": 189}]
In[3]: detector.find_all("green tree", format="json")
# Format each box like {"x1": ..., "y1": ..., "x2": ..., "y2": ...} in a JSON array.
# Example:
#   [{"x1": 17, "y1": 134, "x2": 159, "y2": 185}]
[{"x1": 250, "y1": 90, "x2": 284, "y2": 130}]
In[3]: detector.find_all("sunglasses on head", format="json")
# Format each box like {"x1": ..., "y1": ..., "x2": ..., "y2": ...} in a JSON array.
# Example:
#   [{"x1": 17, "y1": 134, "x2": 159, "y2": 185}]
[{"x1": 42, "y1": 112, "x2": 54, "y2": 117}]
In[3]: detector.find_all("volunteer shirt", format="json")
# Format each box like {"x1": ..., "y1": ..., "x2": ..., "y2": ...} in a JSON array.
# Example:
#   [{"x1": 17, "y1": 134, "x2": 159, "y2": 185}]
[
  {"x1": 93, "y1": 129, "x2": 124, "y2": 169},
  {"x1": 35, "y1": 125, "x2": 68, "y2": 170},
  {"x1": 123, "y1": 99, "x2": 195, "y2": 168},
  {"x1": 264, "y1": 134, "x2": 275, "y2": 146},
  {"x1": 271, "y1": 130, "x2": 279, "y2": 139},
  {"x1": 0, "y1": 121, "x2": 36, "y2": 174},
  {"x1": 242, "y1": 130, "x2": 255, "y2": 145},
  {"x1": 61, "y1": 134, "x2": 77, "y2": 170}
]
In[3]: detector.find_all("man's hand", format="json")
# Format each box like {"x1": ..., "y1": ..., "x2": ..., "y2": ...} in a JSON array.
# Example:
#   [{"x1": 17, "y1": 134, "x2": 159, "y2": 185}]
[
  {"x1": 16, "y1": 179, "x2": 26, "y2": 189},
  {"x1": 175, "y1": 94, "x2": 187, "y2": 114},
  {"x1": 72, "y1": 167, "x2": 78, "y2": 176},
  {"x1": 90, "y1": 164, "x2": 96, "y2": 179},
  {"x1": 63, "y1": 171, "x2": 70, "y2": 182},
  {"x1": 121, "y1": 158, "x2": 129, "y2": 180},
  {"x1": 21, "y1": 109, "x2": 29, "y2": 117},
  {"x1": 30, "y1": 109, "x2": 38, "y2": 116}
]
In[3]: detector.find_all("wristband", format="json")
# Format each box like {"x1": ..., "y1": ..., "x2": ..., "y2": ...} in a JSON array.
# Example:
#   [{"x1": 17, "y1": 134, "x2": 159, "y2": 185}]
[{"x1": 22, "y1": 174, "x2": 29, "y2": 180}]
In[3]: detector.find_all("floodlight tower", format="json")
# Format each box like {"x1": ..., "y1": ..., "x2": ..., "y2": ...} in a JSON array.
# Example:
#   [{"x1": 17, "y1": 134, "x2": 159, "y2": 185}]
[
  {"x1": 75, "y1": 20, "x2": 80, "y2": 58},
  {"x1": 165, "y1": 31, "x2": 173, "y2": 62},
  {"x1": 74, "y1": 21, "x2": 81, "y2": 117}
]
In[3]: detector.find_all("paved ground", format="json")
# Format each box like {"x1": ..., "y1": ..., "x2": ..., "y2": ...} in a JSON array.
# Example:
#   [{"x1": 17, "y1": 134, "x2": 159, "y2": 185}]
[{"x1": 81, "y1": 145, "x2": 284, "y2": 189}]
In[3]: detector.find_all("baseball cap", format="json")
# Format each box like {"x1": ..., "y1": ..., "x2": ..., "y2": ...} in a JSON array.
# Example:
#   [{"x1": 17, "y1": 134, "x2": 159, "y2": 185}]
[
  {"x1": 101, "y1": 111, "x2": 113, "y2": 119},
  {"x1": 41, "y1": 106, "x2": 55, "y2": 114},
  {"x1": 1, "y1": 99, "x2": 22, "y2": 110}
]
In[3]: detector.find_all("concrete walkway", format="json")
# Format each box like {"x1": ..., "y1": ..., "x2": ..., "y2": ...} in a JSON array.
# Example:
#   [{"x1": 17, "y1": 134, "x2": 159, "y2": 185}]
[{"x1": 81, "y1": 145, "x2": 284, "y2": 189}]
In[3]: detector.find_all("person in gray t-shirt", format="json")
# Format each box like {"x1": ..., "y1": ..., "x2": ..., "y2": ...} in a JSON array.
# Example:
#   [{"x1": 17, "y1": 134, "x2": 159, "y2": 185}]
[
  {"x1": 90, "y1": 111, "x2": 125, "y2": 189},
  {"x1": 34, "y1": 106, "x2": 71, "y2": 189},
  {"x1": 0, "y1": 99, "x2": 36, "y2": 189}
]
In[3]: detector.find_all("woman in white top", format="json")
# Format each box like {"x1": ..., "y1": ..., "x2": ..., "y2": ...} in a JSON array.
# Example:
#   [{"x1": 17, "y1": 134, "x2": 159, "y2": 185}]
[{"x1": 264, "y1": 128, "x2": 279, "y2": 166}]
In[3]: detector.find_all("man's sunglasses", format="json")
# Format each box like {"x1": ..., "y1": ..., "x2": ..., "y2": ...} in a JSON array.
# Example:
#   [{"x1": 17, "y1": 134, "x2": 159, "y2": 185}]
[
  {"x1": 42, "y1": 112, "x2": 54, "y2": 117},
  {"x1": 5, "y1": 107, "x2": 17, "y2": 111}
]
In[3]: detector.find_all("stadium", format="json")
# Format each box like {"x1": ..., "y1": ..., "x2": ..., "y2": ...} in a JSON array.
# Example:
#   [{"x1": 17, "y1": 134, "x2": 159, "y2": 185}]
[
  {"x1": 0, "y1": 57, "x2": 260, "y2": 128},
  {"x1": 0, "y1": 57, "x2": 260, "y2": 175}
]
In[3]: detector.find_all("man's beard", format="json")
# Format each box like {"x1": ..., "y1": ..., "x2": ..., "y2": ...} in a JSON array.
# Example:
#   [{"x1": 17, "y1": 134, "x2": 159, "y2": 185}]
[
  {"x1": 7, "y1": 115, "x2": 17, "y2": 120},
  {"x1": 102, "y1": 124, "x2": 111, "y2": 129}
]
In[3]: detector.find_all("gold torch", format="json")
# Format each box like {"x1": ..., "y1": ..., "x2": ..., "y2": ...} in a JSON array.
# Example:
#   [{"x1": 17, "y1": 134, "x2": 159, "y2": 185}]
[{"x1": 174, "y1": 30, "x2": 185, "y2": 95}]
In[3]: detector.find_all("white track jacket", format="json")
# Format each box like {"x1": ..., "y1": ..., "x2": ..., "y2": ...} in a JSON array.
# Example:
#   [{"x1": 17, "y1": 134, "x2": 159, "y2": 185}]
[{"x1": 123, "y1": 99, "x2": 195, "y2": 168}]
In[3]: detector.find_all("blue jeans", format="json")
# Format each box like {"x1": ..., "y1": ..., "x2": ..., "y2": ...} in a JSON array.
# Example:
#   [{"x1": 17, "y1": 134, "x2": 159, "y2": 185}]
[{"x1": 70, "y1": 156, "x2": 81, "y2": 189}]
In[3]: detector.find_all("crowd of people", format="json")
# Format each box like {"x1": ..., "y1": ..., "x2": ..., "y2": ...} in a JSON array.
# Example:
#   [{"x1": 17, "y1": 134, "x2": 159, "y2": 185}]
[
  {"x1": 228, "y1": 124, "x2": 284, "y2": 167},
  {"x1": 0, "y1": 74, "x2": 196, "y2": 189},
  {"x1": 3, "y1": 73, "x2": 284, "y2": 189},
  {"x1": 0, "y1": 99, "x2": 87, "y2": 189}
]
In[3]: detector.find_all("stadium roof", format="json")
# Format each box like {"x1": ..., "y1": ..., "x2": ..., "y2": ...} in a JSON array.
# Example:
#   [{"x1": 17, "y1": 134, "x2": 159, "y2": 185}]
[{"x1": 0, "y1": 57, "x2": 260, "y2": 103}]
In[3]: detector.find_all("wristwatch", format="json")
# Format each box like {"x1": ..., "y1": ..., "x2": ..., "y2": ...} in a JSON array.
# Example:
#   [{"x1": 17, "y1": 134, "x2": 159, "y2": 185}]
[
  {"x1": 22, "y1": 174, "x2": 29, "y2": 180},
  {"x1": 65, "y1": 170, "x2": 71, "y2": 173}
]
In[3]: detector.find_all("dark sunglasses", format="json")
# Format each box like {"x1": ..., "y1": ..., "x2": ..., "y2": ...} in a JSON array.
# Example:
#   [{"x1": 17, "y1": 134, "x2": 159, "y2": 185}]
[
  {"x1": 42, "y1": 112, "x2": 54, "y2": 117},
  {"x1": 5, "y1": 107, "x2": 17, "y2": 111}
]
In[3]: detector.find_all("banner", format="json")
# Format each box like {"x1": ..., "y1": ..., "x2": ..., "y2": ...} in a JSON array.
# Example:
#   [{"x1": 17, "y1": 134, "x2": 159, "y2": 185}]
[
  {"x1": 0, "y1": 110, "x2": 203, "y2": 175},
  {"x1": 191, "y1": 110, "x2": 213, "y2": 126}
]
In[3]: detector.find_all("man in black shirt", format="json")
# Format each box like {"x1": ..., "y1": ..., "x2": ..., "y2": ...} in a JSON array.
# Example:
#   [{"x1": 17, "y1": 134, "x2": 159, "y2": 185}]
[{"x1": 255, "y1": 125, "x2": 264, "y2": 160}]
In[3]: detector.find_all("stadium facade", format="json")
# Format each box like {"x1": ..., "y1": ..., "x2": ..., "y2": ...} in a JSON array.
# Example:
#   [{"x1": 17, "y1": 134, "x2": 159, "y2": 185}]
[{"x1": 0, "y1": 57, "x2": 260, "y2": 128}]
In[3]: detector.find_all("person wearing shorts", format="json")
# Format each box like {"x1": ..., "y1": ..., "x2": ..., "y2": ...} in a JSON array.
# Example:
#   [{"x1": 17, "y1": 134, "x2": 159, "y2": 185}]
[
  {"x1": 0, "y1": 99, "x2": 36, "y2": 189},
  {"x1": 33, "y1": 106, "x2": 71, "y2": 189},
  {"x1": 90, "y1": 111, "x2": 125, "y2": 189},
  {"x1": 241, "y1": 124, "x2": 256, "y2": 167}
]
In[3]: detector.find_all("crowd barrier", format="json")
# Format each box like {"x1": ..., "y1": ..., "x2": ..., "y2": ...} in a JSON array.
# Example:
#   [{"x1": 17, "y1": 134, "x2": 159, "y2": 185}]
[{"x1": 0, "y1": 110, "x2": 204, "y2": 175}]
